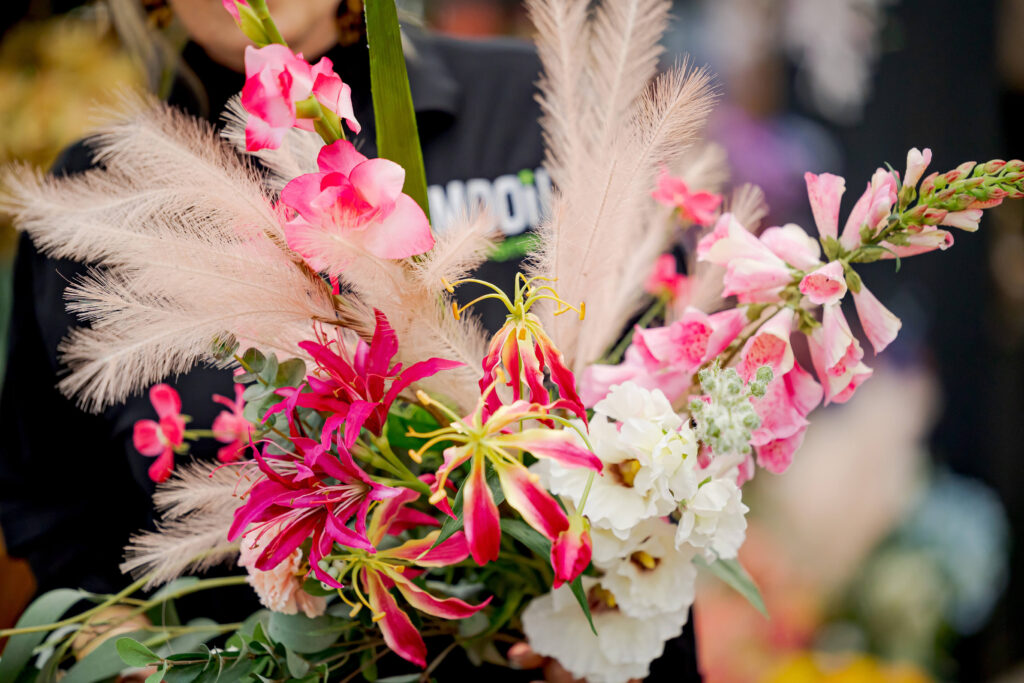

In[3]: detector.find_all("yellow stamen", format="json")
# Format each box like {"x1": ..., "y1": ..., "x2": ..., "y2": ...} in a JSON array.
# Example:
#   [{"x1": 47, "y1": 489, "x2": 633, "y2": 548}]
[
  {"x1": 611, "y1": 459, "x2": 642, "y2": 487},
  {"x1": 630, "y1": 551, "x2": 658, "y2": 571},
  {"x1": 407, "y1": 448, "x2": 423, "y2": 464},
  {"x1": 371, "y1": 612, "x2": 387, "y2": 623}
]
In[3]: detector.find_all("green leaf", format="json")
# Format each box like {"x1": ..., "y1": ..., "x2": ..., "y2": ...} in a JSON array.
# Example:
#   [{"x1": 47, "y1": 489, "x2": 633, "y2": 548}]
[
  {"x1": 841, "y1": 262, "x2": 863, "y2": 294},
  {"x1": 433, "y1": 470, "x2": 505, "y2": 548},
  {"x1": 0, "y1": 588, "x2": 85, "y2": 683},
  {"x1": 240, "y1": 348, "x2": 266, "y2": 373},
  {"x1": 61, "y1": 629, "x2": 149, "y2": 683},
  {"x1": 284, "y1": 647, "x2": 310, "y2": 679},
  {"x1": 258, "y1": 354, "x2": 279, "y2": 385},
  {"x1": 116, "y1": 638, "x2": 161, "y2": 668},
  {"x1": 266, "y1": 613, "x2": 343, "y2": 654},
  {"x1": 146, "y1": 664, "x2": 168, "y2": 683},
  {"x1": 360, "y1": 648, "x2": 379, "y2": 682},
  {"x1": 365, "y1": 0, "x2": 430, "y2": 219},
  {"x1": 155, "y1": 619, "x2": 220, "y2": 658},
  {"x1": 163, "y1": 663, "x2": 207, "y2": 683},
  {"x1": 274, "y1": 358, "x2": 306, "y2": 388},
  {"x1": 567, "y1": 577, "x2": 597, "y2": 636},
  {"x1": 696, "y1": 556, "x2": 768, "y2": 617},
  {"x1": 820, "y1": 236, "x2": 843, "y2": 262}
]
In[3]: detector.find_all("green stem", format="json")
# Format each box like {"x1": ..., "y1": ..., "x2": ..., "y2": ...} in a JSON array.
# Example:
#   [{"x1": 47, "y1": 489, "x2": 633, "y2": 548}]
[
  {"x1": 0, "y1": 575, "x2": 151, "y2": 637},
  {"x1": 603, "y1": 296, "x2": 667, "y2": 365},
  {"x1": 372, "y1": 435, "x2": 430, "y2": 495}
]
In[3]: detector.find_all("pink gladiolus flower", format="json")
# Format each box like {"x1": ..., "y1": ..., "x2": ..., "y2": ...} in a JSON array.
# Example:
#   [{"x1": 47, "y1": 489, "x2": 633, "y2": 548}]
[
  {"x1": 804, "y1": 172, "x2": 846, "y2": 241},
  {"x1": 238, "y1": 526, "x2": 327, "y2": 618},
  {"x1": 412, "y1": 390, "x2": 602, "y2": 566},
  {"x1": 840, "y1": 168, "x2": 898, "y2": 250},
  {"x1": 212, "y1": 383, "x2": 252, "y2": 463},
  {"x1": 551, "y1": 515, "x2": 592, "y2": 588},
  {"x1": 808, "y1": 307, "x2": 872, "y2": 405},
  {"x1": 334, "y1": 489, "x2": 488, "y2": 668},
  {"x1": 651, "y1": 168, "x2": 722, "y2": 226},
  {"x1": 644, "y1": 253, "x2": 690, "y2": 302},
  {"x1": 229, "y1": 436, "x2": 402, "y2": 574},
  {"x1": 280, "y1": 141, "x2": 434, "y2": 273},
  {"x1": 940, "y1": 209, "x2": 983, "y2": 231},
  {"x1": 221, "y1": 0, "x2": 248, "y2": 21},
  {"x1": 760, "y1": 224, "x2": 823, "y2": 270},
  {"x1": 242, "y1": 45, "x2": 360, "y2": 151},
  {"x1": 852, "y1": 283, "x2": 902, "y2": 354},
  {"x1": 269, "y1": 310, "x2": 461, "y2": 448},
  {"x1": 904, "y1": 148, "x2": 932, "y2": 189},
  {"x1": 132, "y1": 384, "x2": 186, "y2": 483},
  {"x1": 736, "y1": 308, "x2": 796, "y2": 381},
  {"x1": 799, "y1": 260, "x2": 848, "y2": 306}
]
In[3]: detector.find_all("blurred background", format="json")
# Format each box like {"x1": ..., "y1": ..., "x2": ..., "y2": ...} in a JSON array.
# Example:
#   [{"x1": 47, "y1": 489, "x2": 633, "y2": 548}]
[{"x1": 0, "y1": 0, "x2": 1021, "y2": 680}]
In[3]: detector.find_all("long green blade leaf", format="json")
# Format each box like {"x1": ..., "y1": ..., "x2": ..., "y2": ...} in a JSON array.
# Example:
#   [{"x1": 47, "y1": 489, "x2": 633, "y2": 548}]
[
  {"x1": 365, "y1": 0, "x2": 430, "y2": 220},
  {"x1": 696, "y1": 556, "x2": 768, "y2": 617}
]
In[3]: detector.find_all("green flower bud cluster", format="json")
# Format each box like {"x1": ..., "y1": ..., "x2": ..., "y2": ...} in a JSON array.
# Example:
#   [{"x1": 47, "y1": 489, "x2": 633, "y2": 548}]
[{"x1": 688, "y1": 363, "x2": 773, "y2": 457}]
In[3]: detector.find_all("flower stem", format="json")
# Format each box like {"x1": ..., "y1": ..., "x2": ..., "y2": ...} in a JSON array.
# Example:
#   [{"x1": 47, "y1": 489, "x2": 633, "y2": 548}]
[{"x1": 603, "y1": 296, "x2": 667, "y2": 365}]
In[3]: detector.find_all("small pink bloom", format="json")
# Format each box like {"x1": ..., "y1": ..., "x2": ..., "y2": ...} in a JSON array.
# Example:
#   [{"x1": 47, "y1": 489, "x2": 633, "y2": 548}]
[
  {"x1": 212, "y1": 384, "x2": 252, "y2": 463},
  {"x1": 799, "y1": 260, "x2": 848, "y2": 306},
  {"x1": 699, "y1": 214, "x2": 796, "y2": 302},
  {"x1": 755, "y1": 429, "x2": 807, "y2": 475},
  {"x1": 840, "y1": 168, "x2": 898, "y2": 250},
  {"x1": 652, "y1": 168, "x2": 722, "y2": 226},
  {"x1": 737, "y1": 308, "x2": 796, "y2": 381},
  {"x1": 221, "y1": 0, "x2": 248, "y2": 22},
  {"x1": 852, "y1": 282, "x2": 902, "y2": 354},
  {"x1": 879, "y1": 226, "x2": 954, "y2": 259},
  {"x1": 132, "y1": 384, "x2": 186, "y2": 483},
  {"x1": 644, "y1": 253, "x2": 690, "y2": 302},
  {"x1": 904, "y1": 148, "x2": 932, "y2": 189},
  {"x1": 759, "y1": 223, "x2": 822, "y2": 270},
  {"x1": 238, "y1": 527, "x2": 327, "y2": 618},
  {"x1": 807, "y1": 311, "x2": 872, "y2": 405},
  {"x1": 580, "y1": 345, "x2": 691, "y2": 406},
  {"x1": 750, "y1": 362, "x2": 822, "y2": 474},
  {"x1": 281, "y1": 141, "x2": 434, "y2": 273},
  {"x1": 722, "y1": 258, "x2": 793, "y2": 301},
  {"x1": 940, "y1": 209, "x2": 983, "y2": 232},
  {"x1": 804, "y1": 172, "x2": 846, "y2": 240},
  {"x1": 551, "y1": 515, "x2": 592, "y2": 589},
  {"x1": 636, "y1": 307, "x2": 747, "y2": 374}
]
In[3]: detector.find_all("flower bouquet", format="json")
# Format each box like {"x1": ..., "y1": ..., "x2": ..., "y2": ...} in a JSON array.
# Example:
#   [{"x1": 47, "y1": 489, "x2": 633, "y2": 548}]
[{"x1": 1, "y1": 0, "x2": 1020, "y2": 681}]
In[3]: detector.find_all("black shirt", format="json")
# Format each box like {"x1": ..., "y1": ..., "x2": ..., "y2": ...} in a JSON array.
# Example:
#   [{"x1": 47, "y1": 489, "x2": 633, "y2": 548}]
[{"x1": 0, "y1": 29, "x2": 699, "y2": 680}]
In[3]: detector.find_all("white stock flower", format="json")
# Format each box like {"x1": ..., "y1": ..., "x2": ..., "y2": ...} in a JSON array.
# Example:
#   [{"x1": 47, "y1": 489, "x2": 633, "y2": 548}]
[
  {"x1": 596, "y1": 517, "x2": 698, "y2": 619},
  {"x1": 676, "y1": 475, "x2": 749, "y2": 560},
  {"x1": 534, "y1": 382, "x2": 699, "y2": 539},
  {"x1": 521, "y1": 579, "x2": 689, "y2": 683}
]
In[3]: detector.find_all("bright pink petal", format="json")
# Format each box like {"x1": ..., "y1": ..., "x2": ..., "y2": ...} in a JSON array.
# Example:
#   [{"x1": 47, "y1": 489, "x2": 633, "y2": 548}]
[
  {"x1": 357, "y1": 194, "x2": 435, "y2": 260},
  {"x1": 280, "y1": 172, "x2": 328, "y2": 222},
  {"x1": 364, "y1": 570, "x2": 427, "y2": 668},
  {"x1": 221, "y1": 0, "x2": 243, "y2": 21},
  {"x1": 463, "y1": 457, "x2": 501, "y2": 565},
  {"x1": 722, "y1": 259, "x2": 794, "y2": 299},
  {"x1": 852, "y1": 283, "x2": 902, "y2": 354},
  {"x1": 840, "y1": 168, "x2": 897, "y2": 250},
  {"x1": 149, "y1": 383, "x2": 181, "y2": 420},
  {"x1": 799, "y1": 260, "x2": 848, "y2": 306},
  {"x1": 737, "y1": 307, "x2": 795, "y2": 381},
  {"x1": 755, "y1": 428, "x2": 806, "y2": 474},
  {"x1": 821, "y1": 303, "x2": 858, "y2": 370},
  {"x1": 349, "y1": 158, "x2": 405, "y2": 210},
  {"x1": 317, "y1": 139, "x2": 367, "y2": 176},
  {"x1": 760, "y1": 224, "x2": 822, "y2": 270},
  {"x1": 784, "y1": 362, "x2": 823, "y2": 416},
  {"x1": 390, "y1": 570, "x2": 490, "y2": 619},
  {"x1": 383, "y1": 530, "x2": 471, "y2": 567},
  {"x1": 498, "y1": 429, "x2": 601, "y2": 471},
  {"x1": 147, "y1": 448, "x2": 175, "y2": 483},
  {"x1": 551, "y1": 518, "x2": 592, "y2": 588},
  {"x1": 804, "y1": 172, "x2": 846, "y2": 240},
  {"x1": 132, "y1": 419, "x2": 164, "y2": 456},
  {"x1": 705, "y1": 308, "x2": 748, "y2": 361},
  {"x1": 494, "y1": 462, "x2": 569, "y2": 541}
]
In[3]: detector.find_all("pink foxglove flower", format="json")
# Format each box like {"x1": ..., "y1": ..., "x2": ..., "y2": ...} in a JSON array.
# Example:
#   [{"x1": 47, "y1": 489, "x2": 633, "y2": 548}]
[
  {"x1": 651, "y1": 168, "x2": 722, "y2": 226},
  {"x1": 551, "y1": 514, "x2": 592, "y2": 588},
  {"x1": 238, "y1": 526, "x2": 327, "y2": 618},
  {"x1": 759, "y1": 223, "x2": 823, "y2": 270},
  {"x1": 280, "y1": 141, "x2": 434, "y2": 274},
  {"x1": 270, "y1": 310, "x2": 461, "y2": 448},
  {"x1": 736, "y1": 308, "x2": 796, "y2": 381},
  {"x1": 799, "y1": 260, "x2": 848, "y2": 306},
  {"x1": 750, "y1": 363, "x2": 822, "y2": 473},
  {"x1": 904, "y1": 147, "x2": 933, "y2": 189},
  {"x1": 228, "y1": 437, "x2": 402, "y2": 574},
  {"x1": 413, "y1": 392, "x2": 602, "y2": 566},
  {"x1": 644, "y1": 253, "x2": 690, "y2": 302},
  {"x1": 804, "y1": 172, "x2": 846, "y2": 240},
  {"x1": 698, "y1": 214, "x2": 795, "y2": 302},
  {"x1": 940, "y1": 209, "x2": 983, "y2": 231},
  {"x1": 880, "y1": 226, "x2": 954, "y2": 258},
  {"x1": 840, "y1": 168, "x2": 897, "y2": 250},
  {"x1": 242, "y1": 45, "x2": 360, "y2": 151},
  {"x1": 212, "y1": 383, "x2": 252, "y2": 463},
  {"x1": 132, "y1": 384, "x2": 186, "y2": 483},
  {"x1": 852, "y1": 282, "x2": 902, "y2": 354},
  {"x1": 808, "y1": 306, "x2": 872, "y2": 404}
]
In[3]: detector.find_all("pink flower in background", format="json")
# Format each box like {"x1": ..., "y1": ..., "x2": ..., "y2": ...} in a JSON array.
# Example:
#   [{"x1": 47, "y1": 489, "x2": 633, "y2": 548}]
[
  {"x1": 132, "y1": 384, "x2": 186, "y2": 483},
  {"x1": 242, "y1": 45, "x2": 359, "y2": 151},
  {"x1": 280, "y1": 141, "x2": 434, "y2": 274},
  {"x1": 736, "y1": 308, "x2": 796, "y2": 381},
  {"x1": 212, "y1": 383, "x2": 252, "y2": 463},
  {"x1": 238, "y1": 526, "x2": 327, "y2": 618},
  {"x1": 652, "y1": 168, "x2": 722, "y2": 226},
  {"x1": 852, "y1": 283, "x2": 902, "y2": 354},
  {"x1": 904, "y1": 147, "x2": 932, "y2": 188},
  {"x1": 799, "y1": 261, "x2": 848, "y2": 306},
  {"x1": 551, "y1": 515, "x2": 592, "y2": 588},
  {"x1": 804, "y1": 172, "x2": 846, "y2": 241},
  {"x1": 644, "y1": 253, "x2": 690, "y2": 302},
  {"x1": 840, "y1": 168, "x2": 898, "y2": 250}
]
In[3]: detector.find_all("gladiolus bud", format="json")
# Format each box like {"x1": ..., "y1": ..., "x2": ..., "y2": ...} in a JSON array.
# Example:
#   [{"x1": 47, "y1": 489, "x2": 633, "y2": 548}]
[{"x1": 551, "y1": 515, "x2": 592, "y2": 588}]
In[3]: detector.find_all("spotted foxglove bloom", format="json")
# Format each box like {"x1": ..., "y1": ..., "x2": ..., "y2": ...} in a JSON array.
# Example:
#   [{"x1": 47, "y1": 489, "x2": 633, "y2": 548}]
[
  {"x1": 750, "y1": 363, "x2": 822, "y2": 473},
  {"x1": 521, "y1": 579, "x2": 690, "y2": 683},
  {"x1": 840, "y1": 167, "x2": 898, "y2": 249},
  {"x1": 675, "y1": 476, "x2": 749, "y2": 560},
  {"x1": 805, "y1": 172, "x2": 846, "y2": 240},
  {"x1": 651, "y1": 167, "x2": 722, "y2": 226},
  {"x1": 242, "y1": 45, "x2": 359, "y2": 151},
  {"x1": 852, "y1": 282, "x2": 902, "y2": 354},
  {"x1": 281, "y1": 141, "x2": 434, "y2": 273},
  {"x1": 132, "y1": 383, "x2": 186, "y2": 483},
  {"x1": 808, "y1": 304, "x2": 872, "y2": 404},
  {"x1": 698, "y1": 213, "x2": 796, "y2": 302},
  {"x1": 760, "y1": 223, "x2": 825, "y2": 270},
  {"x1": 595, "y1": 517, "x2": 698, "y2": 619},
  {"x1": 536, "y1": 383, "x2": 699, "y2": 540},
  {"x1": 799, "y1": 260, "x2": 848, "y2": 305},
  {"x1": 736, "y1": 307, "x2": 796, "y2": 382}
]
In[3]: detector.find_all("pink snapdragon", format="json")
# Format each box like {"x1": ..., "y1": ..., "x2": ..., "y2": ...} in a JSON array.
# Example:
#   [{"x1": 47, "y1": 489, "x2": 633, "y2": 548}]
[
  {"x1": 651, "y1": 168, "x2": 722, "y2": 226},
  {"x1": 132, "y1": 384, "x2": 186, "y2": 483},
  {"x1": 269, "y1": 310, "x2": 461, "y2": 448},
  {"x1": 644, "y1": 253, "x2": 690, "y2": 302},
  {"x1": 212, "y1": 383, "x2": 252, "y2": 463},
  {"x1": 242, "y1": 44, "x2": 360, "y2": 151},
  {"x1": 798, "y1": 261, "x2": 848, "y2": 306},
  {"x1": 280, "y1": 141, "x2": 434, "y2": 274}
]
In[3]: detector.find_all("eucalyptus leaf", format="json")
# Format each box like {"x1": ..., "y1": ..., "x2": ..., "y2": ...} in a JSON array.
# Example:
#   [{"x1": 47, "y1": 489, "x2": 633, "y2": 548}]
[
  {"x1": 115, "y1": 638, "x2": 161, "y2": 668},
  {"x1": 145, "y1": 664, "x2": 168, "y2": 683},
  {"x1": 0, "y1": 589, "x2": 86, "y2": 683},
  {"x1": 285, "y1": 647, "x2": 310, "y2": 679},
  {"x1": 266, "y1": 613, "x2": 343, "y2": 654},
  {"x1": 695, "y1": 556, "x2": 768, "y2": 617}
]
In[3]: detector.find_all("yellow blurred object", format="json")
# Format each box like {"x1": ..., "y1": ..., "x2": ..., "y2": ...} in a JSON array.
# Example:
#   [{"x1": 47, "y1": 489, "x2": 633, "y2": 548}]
[{"x1": 767, "y1": 653, "x2": 932, "y2": 683}]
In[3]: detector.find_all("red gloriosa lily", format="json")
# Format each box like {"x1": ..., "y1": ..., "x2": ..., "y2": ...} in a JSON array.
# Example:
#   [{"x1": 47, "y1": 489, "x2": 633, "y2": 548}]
[{"x1": 132, "y1": 383, "x2": 186, "y2": 483}]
